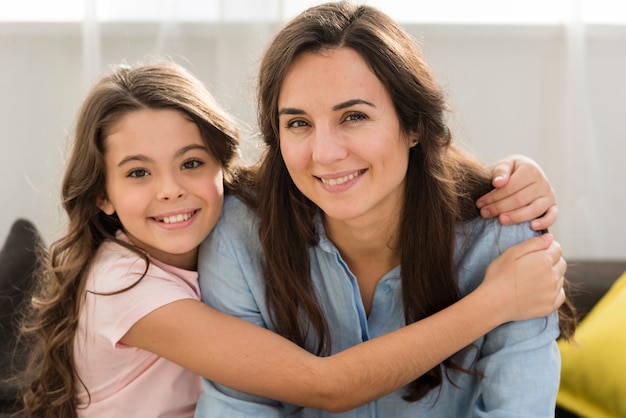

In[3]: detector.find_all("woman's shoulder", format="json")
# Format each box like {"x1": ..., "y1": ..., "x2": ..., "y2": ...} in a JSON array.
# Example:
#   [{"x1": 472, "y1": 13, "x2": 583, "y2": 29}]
[
  {"x1": 456, "y1": 217, "x2": 537, "y2": 251},
  {"x1": 218, "y1": 194, "x2": 261, "y2": 231},
  {"x1": 454, "y1": 218, "x2": 537, "y2": 290},
  {"x1": 199, "y1": 195, "x2": 263, "y2": 260},
  {"x1": 455, "y1": 218, "x2": 538, "y2": 293},
  {"x1": 223, "y1": 193, "x2": 252, "y2": 212}
]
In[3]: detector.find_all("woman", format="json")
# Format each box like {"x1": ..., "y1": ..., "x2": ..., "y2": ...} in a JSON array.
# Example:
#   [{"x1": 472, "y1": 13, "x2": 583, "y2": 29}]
[{"x1": 197, "y1": 2, "x2": 575, "y2": 417}]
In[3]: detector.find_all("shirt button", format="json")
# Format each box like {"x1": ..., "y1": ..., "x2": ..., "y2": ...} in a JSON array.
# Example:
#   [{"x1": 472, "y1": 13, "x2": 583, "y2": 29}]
[{"x1": 381, "y1": 284, "x2": 391, "y2": 293}]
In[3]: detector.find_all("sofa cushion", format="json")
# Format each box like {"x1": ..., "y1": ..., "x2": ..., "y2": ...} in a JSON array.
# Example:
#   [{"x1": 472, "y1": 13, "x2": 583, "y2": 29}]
[
  {"x1": 557, "y1": 269, "x2": 626, "y2": 418},
  {"x1": 0, "y1": 219, "x2": 42, "y2": 410}
]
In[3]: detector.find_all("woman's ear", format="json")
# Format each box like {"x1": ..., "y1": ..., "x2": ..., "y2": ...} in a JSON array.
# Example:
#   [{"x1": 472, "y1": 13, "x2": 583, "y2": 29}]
[{"x1": 97, "y1": 196, "x2": 115, "y2": 215}]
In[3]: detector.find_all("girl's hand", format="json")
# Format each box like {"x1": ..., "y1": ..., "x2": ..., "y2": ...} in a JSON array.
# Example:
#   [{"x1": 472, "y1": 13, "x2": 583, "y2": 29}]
[
  {"x1": 476, "y1": 155, "x2": 557, "y2": 231},
  {"x1": 481, "y1": 233, "x2": 566, "y2": 322}
]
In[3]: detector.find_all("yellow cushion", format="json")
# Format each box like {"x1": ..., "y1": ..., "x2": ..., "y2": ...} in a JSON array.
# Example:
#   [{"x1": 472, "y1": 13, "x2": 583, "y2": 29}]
[{"x1": 557, "y1": 270, "x2": 626, "y2": 418}]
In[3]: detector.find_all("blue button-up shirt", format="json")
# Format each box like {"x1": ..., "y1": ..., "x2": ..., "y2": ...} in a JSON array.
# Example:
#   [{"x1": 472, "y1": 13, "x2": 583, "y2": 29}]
[{"x1": 196, "y1": 195, "x2": 561, "y2": 418}]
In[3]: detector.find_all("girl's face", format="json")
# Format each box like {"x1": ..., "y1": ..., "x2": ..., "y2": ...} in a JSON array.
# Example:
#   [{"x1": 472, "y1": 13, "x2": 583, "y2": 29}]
[
  {"x1": 278, "y1": 47, "x2": 413, "y2": 230},
  {"x1": 99, "y1": 108, "x2": 224, "y2": 270}
]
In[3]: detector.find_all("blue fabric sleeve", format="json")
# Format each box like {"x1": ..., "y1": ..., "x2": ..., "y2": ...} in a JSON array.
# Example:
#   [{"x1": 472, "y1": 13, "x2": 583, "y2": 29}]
[
  {"x1": 195, "y1": 196, "x2": 286, "y2": 417},
  {"x1": 461, "y1": 221, "x2": 561, "y2": 418}
]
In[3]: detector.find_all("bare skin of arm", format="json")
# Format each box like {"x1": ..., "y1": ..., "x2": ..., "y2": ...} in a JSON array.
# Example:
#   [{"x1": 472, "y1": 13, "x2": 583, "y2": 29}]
[
  {"x1": 121, "y1": 234, "x2": 565, "y2": 413},
  {"x1": 479, "y1": 154, "x2": 557, "y2": 231}
]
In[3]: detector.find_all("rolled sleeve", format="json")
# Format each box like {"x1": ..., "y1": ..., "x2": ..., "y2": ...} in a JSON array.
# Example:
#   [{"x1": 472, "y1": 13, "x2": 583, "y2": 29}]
[
  {"x1": 471, "y1": 313, "x2": 561, "y2": 417},
  {"x1": 457, "y1": 220, "x2": 561, "y2": 417}
]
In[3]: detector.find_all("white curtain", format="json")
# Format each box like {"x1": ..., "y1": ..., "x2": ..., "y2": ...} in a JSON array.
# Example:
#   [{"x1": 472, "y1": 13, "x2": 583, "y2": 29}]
[
  {"x1": 1, "y1": 0, "x2": 624, "y2": 259},
  {"x1": 561, "y1": 0, "x2": 598, "y2": 258}
]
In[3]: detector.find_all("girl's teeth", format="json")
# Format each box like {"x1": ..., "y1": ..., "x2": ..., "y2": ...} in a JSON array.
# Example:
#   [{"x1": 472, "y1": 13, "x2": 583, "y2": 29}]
[{"x1": 162, "y1": 213, "x2": 191, "y2": 224}]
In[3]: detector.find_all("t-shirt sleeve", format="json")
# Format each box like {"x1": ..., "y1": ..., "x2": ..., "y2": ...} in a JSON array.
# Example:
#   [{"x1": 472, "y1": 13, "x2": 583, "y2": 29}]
[{"x1": 84, "y1": 247, "x2": 199, "y2": 348}]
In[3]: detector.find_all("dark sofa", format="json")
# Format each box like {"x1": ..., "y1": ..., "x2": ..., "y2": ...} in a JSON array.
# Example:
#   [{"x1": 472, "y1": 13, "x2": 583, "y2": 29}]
[
  {"x1": 0, "y1": 219, "x2": 42, "y2": 417},
  {"x1": 561, "y1": 259, "x2": 626, "y2": 321},
  {"x1": 1, "y1": 218, "x2": 624, "y2": 417}
]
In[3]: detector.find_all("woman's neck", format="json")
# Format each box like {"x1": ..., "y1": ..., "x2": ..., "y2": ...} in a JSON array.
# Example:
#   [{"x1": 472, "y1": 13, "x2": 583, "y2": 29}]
[
  {"x1": 326, "y1": 217, "x2": 399, "y2": 262},
  {"x1": 324, "y1": 213, "x2": 401, "y2": 315}
]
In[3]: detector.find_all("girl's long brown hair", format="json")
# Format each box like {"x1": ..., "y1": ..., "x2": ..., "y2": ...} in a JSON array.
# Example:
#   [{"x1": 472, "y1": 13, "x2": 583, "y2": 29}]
[
  {"x1": 253, "y1": 1, "x2": 576, "y2": 402},
  {"x1": 20, "y1": 61, "x2": 242, "y2": 417}
]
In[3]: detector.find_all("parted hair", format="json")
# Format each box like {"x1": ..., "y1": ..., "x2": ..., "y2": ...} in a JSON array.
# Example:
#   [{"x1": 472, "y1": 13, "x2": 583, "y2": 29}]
[
  {"x1": 252, "y1": 1, "x2": 576, "y2": 402},
  {"x1": 20, "y1": 61, "x2": 241, "y2": 417}
]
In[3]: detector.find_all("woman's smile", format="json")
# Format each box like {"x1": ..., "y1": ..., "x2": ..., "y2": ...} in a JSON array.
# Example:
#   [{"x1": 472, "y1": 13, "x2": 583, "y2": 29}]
[{"x1": 278, "y1": 47, "x2": 412, "y2": 226}]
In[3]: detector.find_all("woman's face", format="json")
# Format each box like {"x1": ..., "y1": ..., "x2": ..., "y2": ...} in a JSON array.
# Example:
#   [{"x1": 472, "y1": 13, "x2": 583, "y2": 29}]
[{"x1": 278, "y1": 47, "x2": 413, "y2": 228}]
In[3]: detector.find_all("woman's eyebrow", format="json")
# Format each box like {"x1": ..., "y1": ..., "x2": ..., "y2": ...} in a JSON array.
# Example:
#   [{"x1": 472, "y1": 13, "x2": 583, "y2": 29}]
[
  {"x1": 332, "y1": 99, "x2": 375, "y2": 111},
  {"x1": 278, "y1": 107, "x2": 305, "y2": 116},
  {"x1": 278, "y1": 99, "x2": 375, "y2": 117}
]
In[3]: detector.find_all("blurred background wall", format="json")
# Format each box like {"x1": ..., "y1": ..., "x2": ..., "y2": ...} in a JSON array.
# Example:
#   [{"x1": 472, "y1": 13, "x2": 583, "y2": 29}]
[{"x1": 1, "y1": 0, "x2": 624, "y2": 259}]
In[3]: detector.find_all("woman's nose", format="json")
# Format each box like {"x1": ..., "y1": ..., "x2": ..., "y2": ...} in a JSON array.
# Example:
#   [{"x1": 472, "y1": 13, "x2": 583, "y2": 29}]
[{"x1": 311, "y1": 125, "x2": 348, "y2": 164}]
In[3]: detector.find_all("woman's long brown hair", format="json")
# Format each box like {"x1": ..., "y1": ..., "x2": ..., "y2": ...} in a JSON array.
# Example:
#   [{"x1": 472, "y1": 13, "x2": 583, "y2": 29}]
[
  {"x1": 19, "y1": 61, "x2": 242, "y2": 417},
  {"x1": 253, "y1": 1, "x2": 576, "y2": 402}
]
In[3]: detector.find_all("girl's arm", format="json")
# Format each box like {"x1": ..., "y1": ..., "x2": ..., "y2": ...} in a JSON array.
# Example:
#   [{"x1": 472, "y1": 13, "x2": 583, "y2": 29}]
[
  {"x1": 478, "y1": 154, "x2": 557, "y2": 231},
  {"x1": 121, "y1": 233, "x2": 564, "y2": 413}
]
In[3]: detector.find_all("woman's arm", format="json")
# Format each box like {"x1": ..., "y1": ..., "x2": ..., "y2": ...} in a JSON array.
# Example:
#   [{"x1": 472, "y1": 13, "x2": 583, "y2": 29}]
[
  {"x1": 121, "y1": 233, "x2": 564, "y2": 413},
  {"x1": 477, "y1": 154, "x2": 557, "y2": 231}
]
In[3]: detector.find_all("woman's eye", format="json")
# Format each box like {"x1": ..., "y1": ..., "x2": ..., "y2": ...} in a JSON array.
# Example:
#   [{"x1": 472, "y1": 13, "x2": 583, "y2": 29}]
[
  {"x1": 286, "y1": 119, "x2": 309, "y2": 129},
  {"x1": 182, "y1": 159, "x2": 204, "y2": 170},
  {"x1": 345, "y1": 112, "x2": 367, "y2": 123},
  {"x1": 127, "y1": 168, "x2": 149, "y2": 178}
]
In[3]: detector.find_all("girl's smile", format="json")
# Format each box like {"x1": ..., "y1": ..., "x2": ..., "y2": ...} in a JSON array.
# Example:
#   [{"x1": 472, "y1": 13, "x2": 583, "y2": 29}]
[
  {"x1": 98, "y1": 108, "x2": 224, "y2": 270},
  {"x1": 151, "y1": 208, "x2": 199, "y2": 228}
]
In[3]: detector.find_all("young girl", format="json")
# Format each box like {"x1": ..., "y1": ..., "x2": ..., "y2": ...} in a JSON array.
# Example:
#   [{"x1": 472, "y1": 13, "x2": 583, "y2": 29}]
[{"x1": 21, "y1": 61, "x2": 565, "y2": 418}]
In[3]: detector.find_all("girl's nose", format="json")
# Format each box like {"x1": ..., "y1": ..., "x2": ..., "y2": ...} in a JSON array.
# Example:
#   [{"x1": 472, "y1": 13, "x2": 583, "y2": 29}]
[{"x1": 156, "y1": 174, "x2": 186, "y2": 201}]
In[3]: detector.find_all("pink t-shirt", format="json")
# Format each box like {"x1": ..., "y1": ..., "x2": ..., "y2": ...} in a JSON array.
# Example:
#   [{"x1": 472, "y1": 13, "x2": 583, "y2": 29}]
[{"x1": 74, "y1": 232, "x2": 201, "y2": 417}]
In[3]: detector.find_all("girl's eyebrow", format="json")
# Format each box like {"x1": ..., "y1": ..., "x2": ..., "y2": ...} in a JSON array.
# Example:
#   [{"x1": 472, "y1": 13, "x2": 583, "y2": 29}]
[
  {"x1": 278, "y1": 99, "x2": 375, "y2": 117},
  {"x1": 117, "y1": 143, "x2": 208, "y2": 167}
]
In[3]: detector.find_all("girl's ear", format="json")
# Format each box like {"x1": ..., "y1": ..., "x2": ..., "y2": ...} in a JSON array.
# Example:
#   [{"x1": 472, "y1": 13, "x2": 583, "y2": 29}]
[{"x1": 97, "y1": 196, "x2": 115, "y2": 215}]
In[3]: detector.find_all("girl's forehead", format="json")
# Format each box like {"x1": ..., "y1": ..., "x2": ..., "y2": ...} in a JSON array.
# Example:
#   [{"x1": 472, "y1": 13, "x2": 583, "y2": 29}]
[{"x1": 102, "y1": 108, "x2": 208, "y2": 160}]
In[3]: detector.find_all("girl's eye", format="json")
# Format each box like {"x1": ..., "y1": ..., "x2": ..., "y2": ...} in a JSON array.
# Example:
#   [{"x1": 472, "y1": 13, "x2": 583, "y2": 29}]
[
  {"x1": 345, "y1": 112, "x2": 368, "y2": 123},
  {"x1": 127, "y1": 168, "x2": 149, "y2": 178},
  {"x1": 286, "y1": 119, "x2": 310, "y2": 129},
  {"x1": 182, "y1": 159, "x2": 204, "y2": 170}
]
